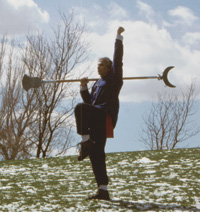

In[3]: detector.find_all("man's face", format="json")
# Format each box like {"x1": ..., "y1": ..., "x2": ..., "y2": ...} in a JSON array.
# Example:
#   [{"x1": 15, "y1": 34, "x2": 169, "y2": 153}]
[{"x1": 98, "y1": 59, "x2": 110, "y2": 77}]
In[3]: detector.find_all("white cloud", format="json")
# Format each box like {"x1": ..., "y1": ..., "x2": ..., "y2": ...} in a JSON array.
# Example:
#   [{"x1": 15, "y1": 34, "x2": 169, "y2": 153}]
[
  {"x1": 108, "y1": 2, "x2": 128, "y2": 19},
  {"x1": 168, "y1": 6, "x2": 198, "y2": 26},
  {"x1": 137, "y1": 0, "x2": 155, "y2": 22},
  {"x1": 182, "y1": 32, "x2": 200, "y2": 46},
  {"x1": 7, "y1": 0, "x2": 37, "y2": 9},
  {"x1": 0, "y1": 0, "x2": 49, "y2": 35},
  {"x1": 72, "y1": 2, "x2": 128, "y2": 33}
]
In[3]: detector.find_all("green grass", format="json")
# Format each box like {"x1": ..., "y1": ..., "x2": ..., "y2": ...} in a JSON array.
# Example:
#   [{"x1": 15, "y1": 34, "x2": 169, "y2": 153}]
[{"x1": 0, "y1": 148, "x2": 200, "y2": 211}]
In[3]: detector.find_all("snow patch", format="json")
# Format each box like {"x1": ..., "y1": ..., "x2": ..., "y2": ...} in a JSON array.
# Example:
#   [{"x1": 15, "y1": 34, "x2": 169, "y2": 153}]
[
  {"x1": 42, "y1": 164, "x2": 48, "y2": 169},
  {"x1": 134, "y1": 157, "x2": 154, "y2": 164}
]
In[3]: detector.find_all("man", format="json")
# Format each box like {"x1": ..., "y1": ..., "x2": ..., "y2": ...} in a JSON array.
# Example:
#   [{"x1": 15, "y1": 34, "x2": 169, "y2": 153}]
[{"x1": 74, "y1": 26, "x2": 125, "y2": 200}]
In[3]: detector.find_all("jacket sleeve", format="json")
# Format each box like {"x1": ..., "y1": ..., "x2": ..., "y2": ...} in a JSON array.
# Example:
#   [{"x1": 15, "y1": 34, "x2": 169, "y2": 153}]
[{"x1": 112, "y1": 35, "x2": 124, "y2": 91}]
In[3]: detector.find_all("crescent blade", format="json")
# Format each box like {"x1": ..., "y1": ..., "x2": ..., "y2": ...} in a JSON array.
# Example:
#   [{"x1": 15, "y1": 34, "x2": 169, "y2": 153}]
[{"x1": 162, "y1": 66, "x2": 176, "y2": 88}]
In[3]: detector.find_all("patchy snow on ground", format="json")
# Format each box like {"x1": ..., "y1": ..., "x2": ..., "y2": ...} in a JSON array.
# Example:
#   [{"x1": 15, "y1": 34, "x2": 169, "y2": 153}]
[{"x1": 0, "y1": 148, "x2": 200, "y2": 211}]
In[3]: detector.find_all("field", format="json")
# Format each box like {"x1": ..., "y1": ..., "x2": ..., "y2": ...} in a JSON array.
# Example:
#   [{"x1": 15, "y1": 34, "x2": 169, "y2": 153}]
[{"x1": 0, "y1": 148, "x2": 200, "y2": 211}]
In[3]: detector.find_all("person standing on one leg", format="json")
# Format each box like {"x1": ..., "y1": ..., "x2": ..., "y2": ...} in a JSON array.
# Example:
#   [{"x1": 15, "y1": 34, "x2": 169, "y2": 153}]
[{"x1": 74, "y1": 26, "x2": 125, "y2": 200}]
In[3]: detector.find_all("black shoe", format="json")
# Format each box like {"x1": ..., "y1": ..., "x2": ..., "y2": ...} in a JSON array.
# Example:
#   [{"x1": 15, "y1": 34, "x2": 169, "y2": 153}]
[
  {"x1": 78, "y1": 139, "x2": 95, "y2": 161},
  {"x1": 87, "y1": 189, "x2": 110, "y2": 200}
]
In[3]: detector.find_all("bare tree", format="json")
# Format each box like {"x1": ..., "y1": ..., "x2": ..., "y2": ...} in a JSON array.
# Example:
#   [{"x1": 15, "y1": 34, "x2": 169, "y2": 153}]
[
  {"x1": 0, "y1": 38, "x2": 38, "y2": 160},
  {"x1": 23, "y1": 12, "x2": 88, "y2": 158},
  {"x1": 140, "y1": 82, "x2": 200, "y2": 150},
  {"x1": 0, "y1": 12, "x2": 88, "y2": 160}
]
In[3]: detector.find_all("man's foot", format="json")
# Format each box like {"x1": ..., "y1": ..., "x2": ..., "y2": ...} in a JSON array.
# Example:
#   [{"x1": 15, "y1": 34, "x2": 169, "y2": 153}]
[
  {"x1": 78, "y1": 139, "x2": 95, "y2": 161},
  {"x1": 87, "y1": 189, "x2": 110, "y2": 200}
]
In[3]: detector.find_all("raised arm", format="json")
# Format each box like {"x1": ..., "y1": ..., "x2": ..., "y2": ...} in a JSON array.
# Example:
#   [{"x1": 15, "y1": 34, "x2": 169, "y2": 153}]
[{"x1": 112, "y1": 27, "x2": 125, "y2": 91}]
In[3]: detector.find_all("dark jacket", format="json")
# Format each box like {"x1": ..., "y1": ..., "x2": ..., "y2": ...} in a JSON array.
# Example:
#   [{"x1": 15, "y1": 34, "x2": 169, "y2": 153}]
[{"x1": 81, "y1": 38, "x2": 124, "y2": 128}]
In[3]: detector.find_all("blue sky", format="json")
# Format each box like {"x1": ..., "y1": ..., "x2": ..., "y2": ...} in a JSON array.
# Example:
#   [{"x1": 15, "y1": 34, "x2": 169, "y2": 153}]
[{"x1": 1, "y1": 0, "x2": 200, "y2": 153}]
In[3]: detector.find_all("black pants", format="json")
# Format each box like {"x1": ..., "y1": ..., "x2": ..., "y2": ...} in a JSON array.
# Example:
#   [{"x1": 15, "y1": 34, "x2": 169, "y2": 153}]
[{"x1": 74, "y1": 103, "x2": 109, "y2": 186}]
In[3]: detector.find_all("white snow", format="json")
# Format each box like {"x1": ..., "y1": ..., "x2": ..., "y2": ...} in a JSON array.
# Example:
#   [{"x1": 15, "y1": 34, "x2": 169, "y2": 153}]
[
  {"x1": 0, "y1": 149, "x2": 199, "y2": 211},
  {"x1": 42, "y1": 164, "x2": 49, "y2": 169},
  {"x1": 134, "y1": 157, "x2": 154, "y2": 163}
]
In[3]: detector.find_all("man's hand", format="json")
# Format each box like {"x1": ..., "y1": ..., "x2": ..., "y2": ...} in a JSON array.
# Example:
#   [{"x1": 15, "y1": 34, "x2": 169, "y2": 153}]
[
  {"x1": 117, "y1": 27, "x2": 125, "y2": 35},
  {"x1": 80, "y1": 77, "x2": 89, "y2": 87}
]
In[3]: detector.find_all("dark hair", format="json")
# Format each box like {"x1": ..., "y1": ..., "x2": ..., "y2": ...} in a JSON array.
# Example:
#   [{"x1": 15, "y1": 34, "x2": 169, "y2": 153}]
[{"x1": 99, "y1": 57, "x2": 112, "y2": 71}]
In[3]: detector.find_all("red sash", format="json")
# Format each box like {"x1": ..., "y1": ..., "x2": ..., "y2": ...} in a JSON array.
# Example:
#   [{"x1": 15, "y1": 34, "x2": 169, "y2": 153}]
[{"x1": 106, "y1": 114, "x2": 114, "y2": 138}]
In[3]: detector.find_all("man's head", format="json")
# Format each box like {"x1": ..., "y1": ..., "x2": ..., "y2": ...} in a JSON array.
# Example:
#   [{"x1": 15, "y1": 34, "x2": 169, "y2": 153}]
[{"x1": 98, "y1": 57, "x2": 112, "y2": 78}]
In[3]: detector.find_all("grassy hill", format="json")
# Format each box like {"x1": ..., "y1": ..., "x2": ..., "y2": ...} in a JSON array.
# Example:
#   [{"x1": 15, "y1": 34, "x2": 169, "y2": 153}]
[{"x1": 0, "y1": 148, "x2": 200, "y2": 211}]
